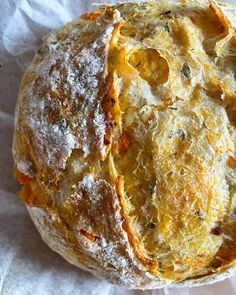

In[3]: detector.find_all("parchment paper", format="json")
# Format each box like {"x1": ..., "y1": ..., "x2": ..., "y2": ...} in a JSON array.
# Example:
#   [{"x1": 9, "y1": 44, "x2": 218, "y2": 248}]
[{"x1": 1, "y1": 0, "x2": 236, "y2": 294}]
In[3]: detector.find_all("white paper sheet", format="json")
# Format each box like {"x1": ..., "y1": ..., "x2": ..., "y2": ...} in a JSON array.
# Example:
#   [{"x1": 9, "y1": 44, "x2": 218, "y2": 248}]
[{"x1": 1, "y1": 0, "x2": 236, "y2": 294}]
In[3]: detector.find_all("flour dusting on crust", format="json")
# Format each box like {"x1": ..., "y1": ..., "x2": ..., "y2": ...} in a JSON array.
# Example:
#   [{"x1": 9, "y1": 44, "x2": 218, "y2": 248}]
[
  {"x1": 27, "y1": 175, "x2": 168, "y2": 289},
  {"x1": 14, "y1": 10, "x2": 121, "y2": 182}
]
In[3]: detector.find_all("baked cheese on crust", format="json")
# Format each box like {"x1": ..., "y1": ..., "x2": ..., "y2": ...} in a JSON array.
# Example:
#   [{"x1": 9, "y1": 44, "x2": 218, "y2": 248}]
[{"x1": 13, "y1": 0, "x2": 236, "y2": 288}]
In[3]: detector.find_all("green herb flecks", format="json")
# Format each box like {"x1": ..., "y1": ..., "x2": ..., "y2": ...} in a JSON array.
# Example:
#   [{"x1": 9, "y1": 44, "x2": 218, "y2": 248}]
[
  {"x1": 164, "y1": 22, "x2": 170, "y2": 33},
  {"x1": 195, "y1": 209, "x2": 204, "y2": 220},
  {"x1": 181, "y1": 62, "x2": 191, "y2": 78}
]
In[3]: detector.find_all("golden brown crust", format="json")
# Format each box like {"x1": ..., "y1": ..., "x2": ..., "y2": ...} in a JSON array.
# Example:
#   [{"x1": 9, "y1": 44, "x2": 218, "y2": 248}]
[
  {"x1": 209, "y1": 0, "x2": 231, "y2": 31},
  {"x1": 13, "y1": 0, "x2": 236, "y2": 289}
]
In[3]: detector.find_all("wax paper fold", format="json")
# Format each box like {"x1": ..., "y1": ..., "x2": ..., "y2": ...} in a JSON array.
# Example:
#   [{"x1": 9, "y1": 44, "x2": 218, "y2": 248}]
[{"x1": 0, "y1": 0, "x2": 236, "y2": 294}]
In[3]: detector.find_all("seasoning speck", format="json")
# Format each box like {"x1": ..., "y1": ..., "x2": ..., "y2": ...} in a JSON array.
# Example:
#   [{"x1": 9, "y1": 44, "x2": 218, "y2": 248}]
[
  {"x1": 171, "y1": 152, "x2": 177, "y2": 159},
  {"x1": 164, "y1": 22, "x2": 170, "y2": 32},
  {"x1": 195, "y1": 209, "x2": 204, "y2": 220},
  {"x1": 176, "y1": 129, "x2": 186, "y2": 140},
  {"x1": 37, "y1": 45, "x2": 49, "y2": 56},
  {"x1": 146, "y1": 222, "x2": 156, "y2": 229},
  {"x1": 211, "y1": 225, "x2": 223, "y2": 236},
  {"x1": 181, "y1": 62, "x2": 191, "y2": 78},
  {"x1": 160, "y1": 10, "x2": 171, "y2": 16},
  {"x1": 150, "y1": 186, "x2": 155, "y2": 195},
  {"x1": 168, "y1": 129, "x2": 185, "y2": 140}
]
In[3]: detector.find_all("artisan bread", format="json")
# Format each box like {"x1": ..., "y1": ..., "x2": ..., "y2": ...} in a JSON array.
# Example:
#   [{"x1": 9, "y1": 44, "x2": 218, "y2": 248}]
[{"x1": 13, "y1": 0, "x2": 236, "y2": 289}]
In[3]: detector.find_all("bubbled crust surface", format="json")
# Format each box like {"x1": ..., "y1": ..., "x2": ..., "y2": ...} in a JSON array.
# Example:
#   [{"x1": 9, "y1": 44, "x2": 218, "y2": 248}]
[{"x1": 13, "y1": 0, "x2": 236, "y2": 289}]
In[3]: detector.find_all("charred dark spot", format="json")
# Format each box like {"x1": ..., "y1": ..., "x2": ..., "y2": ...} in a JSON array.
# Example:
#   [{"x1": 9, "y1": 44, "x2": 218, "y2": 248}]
[
  {"x1": 110, "y1": 98, "x2": 116, "y2": 106},
  {"x1": 149, "y1": 186, "x2": 155, "y2": 195},
  {"x1": 148, "y1": 254, "x2": 156, "y2": 258},
  {"x1": 166, "y1": 171, "x2": 173, "y2": 178},
  {"x1": 210, "y1": 258, "x2": 223, "y2": 268},
  {"x1": 211, "y1": 225, "x2": 223, "y2": 236},
  {"x1": 118, "y1": 216, "x2": 126, "y2": 223},
  {"x1": 146, "y1": 222, "x2": 156, "y2": 229},
  {"x1": 104, "y1": 138, "x2": 111, "y2": 145},
  {"x1": 160, "y1": 10, "x2": 171, "y2": 16}
]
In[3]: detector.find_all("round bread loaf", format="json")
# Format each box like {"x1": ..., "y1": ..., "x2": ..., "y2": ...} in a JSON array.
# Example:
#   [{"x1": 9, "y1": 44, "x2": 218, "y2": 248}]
[{"x1": 13, "y1": 0, "x2": 236, "y2": 289}]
